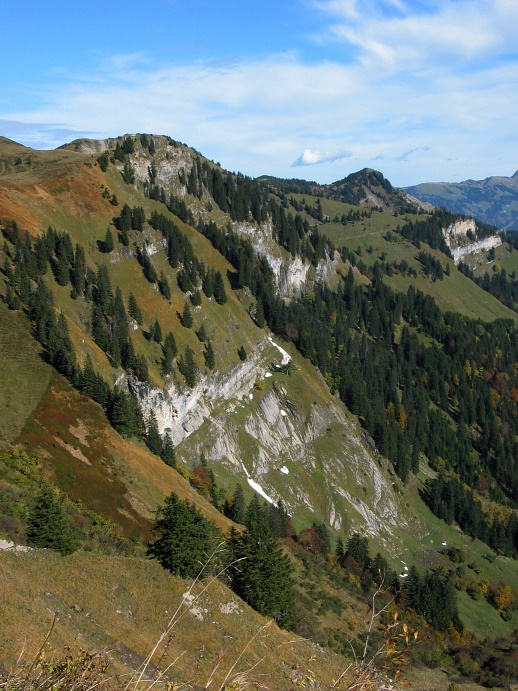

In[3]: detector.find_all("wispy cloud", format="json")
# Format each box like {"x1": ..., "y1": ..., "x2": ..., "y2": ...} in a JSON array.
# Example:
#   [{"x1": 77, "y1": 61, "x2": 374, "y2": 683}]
[
  {"x1": 292, "y1": 148, "x2": 352, "y2": 166},
  {"x1": 396, "y1": 146, "x2": 430, "y2": 162},
  {"x1": 1, "y1": 0, "x2": 516, "y2": 186}
]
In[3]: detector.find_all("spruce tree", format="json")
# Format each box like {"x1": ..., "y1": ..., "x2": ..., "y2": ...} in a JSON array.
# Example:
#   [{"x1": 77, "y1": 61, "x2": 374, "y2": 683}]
[
  {"x1": 102, "y1": 228, "x2": 114, "y2": 253},
  {"x1": 190, "y1": 289, "x2": 202, "y2": 307},
  {"x1": 204, "y1": 339, "x2": 215, "y2": 370},
  {"x1": 229, "y1": 522, "x2": 298, "y2": 629},
  {"x1": 146, "y1": 412, "x2": 163, "y2": 456},
  {"x1": 181, "y1": 302, "x2": 193, "y2": 328},
  {"x1": 128, "y1": 292, "x2": 143, "y2": 325},
  {"x1": 162, "y1": 332, "x2": 178, "y2": 373},
  {"x1": 161, "y1": 432, "x2": 177, "y2": 468},
  {"x1": 196, "y1": 323, "x2": 208, "y2": 343},
  {"x1": 202, "y1": 269, "x2": 214, "y2": 298},
  {"x1": 178, "y1": 346, "x2": 196, "y2": 387},
  {"x1": 228, "y1": 484, "x2": 245, "y2": 524},
  {"x1": 26, "y1": 485, "x2": 78, "y2": 555},
  {"x1": 151, "y1": 319, "x2": 162, "y2": 343},
  {"x1": 214, "y1": 271, "x2": 227, "y2": 304},
  {"x1": 158, "y1": 272, "x2": 171, "y2": 300},
  {"x1": 147, "y1": 491, "x2": 222, "y2": 578}
]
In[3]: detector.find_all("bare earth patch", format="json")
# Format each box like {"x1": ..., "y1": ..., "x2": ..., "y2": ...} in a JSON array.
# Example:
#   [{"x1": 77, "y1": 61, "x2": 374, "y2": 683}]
[
  {"x1": 53, "y1": 435, "x2": 91, "y2": 465},
  {"x1": 68, "y1": 422, "x2": 90, "y2": 447}
]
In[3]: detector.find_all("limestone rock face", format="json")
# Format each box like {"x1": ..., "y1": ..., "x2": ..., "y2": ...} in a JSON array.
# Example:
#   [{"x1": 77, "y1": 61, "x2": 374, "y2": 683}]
[{"x1": 442, "y1": 218, "x2": 502, "y2": 263}]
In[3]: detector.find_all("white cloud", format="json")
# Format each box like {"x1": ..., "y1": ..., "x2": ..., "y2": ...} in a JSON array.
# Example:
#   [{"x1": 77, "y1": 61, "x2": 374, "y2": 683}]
[
  {"x1": 292, "y1": 148, "x2": 352, "y2": 166},
  {"x1": 318, "y1": 0, "x2": 518, "y2": 71},
  {"x1": 1, "y1": 0, "x2": 517, "y2": 186}
]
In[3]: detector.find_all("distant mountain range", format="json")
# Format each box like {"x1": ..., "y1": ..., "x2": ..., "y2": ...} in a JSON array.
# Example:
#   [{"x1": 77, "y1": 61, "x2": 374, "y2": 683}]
[{"x1": 403, "y1": 170, "x2": 518, "y2": 230}]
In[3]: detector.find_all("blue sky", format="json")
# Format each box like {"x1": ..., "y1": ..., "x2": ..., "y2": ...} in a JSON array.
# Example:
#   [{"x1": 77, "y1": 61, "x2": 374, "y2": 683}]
[{"x1": 1, "y1": 0, "x2": 517, "y2": 186}]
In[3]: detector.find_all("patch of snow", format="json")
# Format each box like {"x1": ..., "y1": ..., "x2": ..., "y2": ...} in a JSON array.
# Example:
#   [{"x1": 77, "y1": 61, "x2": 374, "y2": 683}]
[
  {"x1": 240, "y1": 462, "x2": 276, "y2": 505},
  {"x1": 265, "y1": 372, "x2": 272, "y2": 378},
  {"x1": 268, "y1": 336, "x2": 291, "y2": 365},
  {"x1": 400, "y1": 573, "x2": 408, "y2": 579},
  {"x1": 280, "y1": 466, "x2": 289, "y2": 475},
  {"x1": 280, "y1": 409, "x2": 287, "y2": 417},
  {"x1": 246, "y1": 477, "x2": 276, "y2": 504},
  {"x1": 249, "y1": 393, "x2": 253, "y2": 399}
]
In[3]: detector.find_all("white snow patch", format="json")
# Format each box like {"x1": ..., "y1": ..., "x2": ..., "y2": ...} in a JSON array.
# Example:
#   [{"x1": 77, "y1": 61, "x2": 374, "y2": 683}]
[
  {"x1": 240, "y1": 462, "x2": 276, "y2": 505},
  {"x1": 265, "y1": 372, "x2": 272, "y2": 378},
  {"x1": 400, "y1": 573, "x2": 408, "y2": 579},
  {"x1": 249, "y1": 393, "x2": 253, "y2": 400},
  {"x1": 280, "y1": 409, "x2": 287, "y2": 417},
  {"x1": 268, "y1": 336, "x2": 291, "y2": 365},
  {"x1": 280, "y1": 466, "x2": 289, "y2": 475}
]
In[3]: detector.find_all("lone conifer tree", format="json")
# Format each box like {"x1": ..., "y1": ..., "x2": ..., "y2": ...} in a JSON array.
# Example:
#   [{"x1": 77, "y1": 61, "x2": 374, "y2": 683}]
[
  {"x1": 147, "y1": 492, "x2": 222, "y2": 578},
  {"x1": 204, "y1": 339, "x2": 215, "y2": 369},
  {"x1": 26, "y1": 485, "x2": 78, "y2": 555},
  {"x1": 181, "y1": 301, "x2": 193, "y2": 328},
  {"x1": 214, "y1": 270, "x2": 227, "y2": 304}
]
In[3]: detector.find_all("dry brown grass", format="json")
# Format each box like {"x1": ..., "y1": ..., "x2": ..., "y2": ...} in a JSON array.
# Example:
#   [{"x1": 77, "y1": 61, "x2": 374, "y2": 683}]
[
  {"x1": 0, "y1": 549, "x2": 347, "y2": 690},
  {"x1": 15, "y1": 371, "x2": 234, "y2": 537}
]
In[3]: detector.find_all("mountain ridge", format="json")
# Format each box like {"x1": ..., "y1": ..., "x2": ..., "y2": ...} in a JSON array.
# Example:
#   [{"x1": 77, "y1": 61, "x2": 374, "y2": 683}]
[{"x1": 403, "y1": 170, "x2": 518, "y2": 230}]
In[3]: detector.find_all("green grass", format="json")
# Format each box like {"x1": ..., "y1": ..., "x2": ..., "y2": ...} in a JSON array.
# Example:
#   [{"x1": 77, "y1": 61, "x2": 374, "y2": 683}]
[
  {"x1": 456, "y1": 590, "x2": 514, "y2": 638},
  {"x1": 339, "y1": 231, "x2": 518, "y2": 324},
  {"x1": 286, "y1": 192, "x2": 425, "y2": 245},
  {"x1": 0, "y1": 301, "x2": 52, "y2": 442}
]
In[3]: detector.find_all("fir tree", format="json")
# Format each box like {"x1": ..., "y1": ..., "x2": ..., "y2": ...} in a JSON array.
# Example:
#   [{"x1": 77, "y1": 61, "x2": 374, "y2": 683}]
[
  {"x1": 214, "y1": 270, "x2": 227, "y2": 304},
  {"x1": 102, "y1": 228, "x2": 114, "y2": 253},
  {"x1": 228, "y1": 523, "x2": 298, "y2": 629},
  {"x1": 181, "y1": 301, "x2": 193, "y2": 328},
  {"x1": 128, "y1": 292, "x2": 143, "y2": 325},
  {"x1": 146, "y1": 412, "x2": 163, "y2": 457},
  {"x1": 204, "y1": 339, "x2": 215, "y2": 369},
  {"x1": 147, "y1": 491, "x2": 223, "y2": 579},
  {"x1": 178, "y1": 346, "x2": 196, "y2": 387},
  {"x1": 161, "y1": 432, "x2": 177, "y2": 468},
  {"x1": 26, "y1": 485, "x2": 78, "y2": 555}
]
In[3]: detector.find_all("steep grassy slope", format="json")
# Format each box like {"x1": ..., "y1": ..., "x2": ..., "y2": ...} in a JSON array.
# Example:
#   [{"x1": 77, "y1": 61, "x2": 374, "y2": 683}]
[
  {"x1": 0, "y1": 135, "x2": 417, "y2": 547},
  {"x1": 0, "y1": 549, "x2": 347, "y2": 689},
  {"x1": 0, "y1": 301, "x2": 52, "y2": 442}
]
